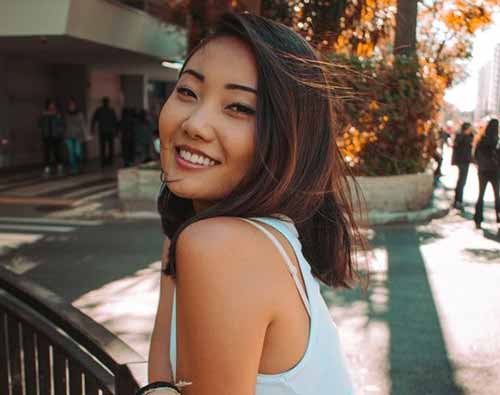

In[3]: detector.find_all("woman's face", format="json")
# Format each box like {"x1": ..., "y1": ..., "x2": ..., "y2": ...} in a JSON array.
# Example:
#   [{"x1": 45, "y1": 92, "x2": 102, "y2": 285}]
[{"x1": 159, "y1": 36, "x2": 257, "y2": 210}]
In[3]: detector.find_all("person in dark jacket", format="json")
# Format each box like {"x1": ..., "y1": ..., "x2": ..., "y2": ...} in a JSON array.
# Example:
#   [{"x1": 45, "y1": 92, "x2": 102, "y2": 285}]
[
  {"x1": 119, "y1": 107, "x2": 136, "y2": 167},
  {"x1": 38, "y1": 99, "x2": 65, "y2": 176},
  {"x1": 473, "y1": 118, "x2": 499, "y2": 228},
  {"x1": 135, "y1": 109, "x2": 154, "y2": 163},
  {"x1": 91, "y1": 97, "x2": 118, "y2": 167},
  {"x1": 451, "y1": 122, "x2": 474, "y2": 209}
]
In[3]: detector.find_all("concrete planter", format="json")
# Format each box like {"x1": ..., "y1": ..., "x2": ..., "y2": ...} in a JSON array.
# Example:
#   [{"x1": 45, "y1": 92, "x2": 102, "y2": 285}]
[
  {"x1": 353, "y1": 171, "x2": 434, "y2": 212},
  {"x1": 118, "y1": 164, "x2": 435, "y2": 221},
  {"x1": 118, "y1": 163, "x2": 161, "y2": 212}
]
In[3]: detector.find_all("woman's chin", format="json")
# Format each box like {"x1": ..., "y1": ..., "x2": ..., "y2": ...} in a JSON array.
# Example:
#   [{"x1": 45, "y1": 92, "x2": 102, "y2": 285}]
[{"x1": 168, "y1": 183, "x2": 209, "y2": 201}]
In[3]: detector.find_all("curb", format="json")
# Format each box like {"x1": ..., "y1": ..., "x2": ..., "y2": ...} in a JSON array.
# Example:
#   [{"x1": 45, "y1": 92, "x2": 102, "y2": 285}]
[
  {"x1": 107, "y1": 205, "x2": 450, "y2": 225},
  {"x1": 366, "y1": 205, "x2": 450, "y2": 226}
]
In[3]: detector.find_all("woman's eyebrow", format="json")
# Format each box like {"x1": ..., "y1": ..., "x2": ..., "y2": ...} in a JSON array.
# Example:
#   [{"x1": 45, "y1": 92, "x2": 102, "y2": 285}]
[
  {"x1": 181, "y1": 68, "x2": 257, "y2": 94},
  {"x1": 225, "y1": 83, "x2": 257, "y2": 95},
  {"x1": 181, "y1": 69, "x2": 204, "y2": 81}
]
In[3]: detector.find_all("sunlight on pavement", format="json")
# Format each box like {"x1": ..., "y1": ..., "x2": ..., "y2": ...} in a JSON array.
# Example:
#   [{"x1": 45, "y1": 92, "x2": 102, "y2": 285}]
[
  {"x1": 419, "y1": 222, "x2": 500, "y2": 393},
  {"x1": 0, "y1": 232, "x2": 43, "y2": 252},
  {"x1": 73, "y1": 260, "x2": 162, "y2": 358},
  {"x1": 325, "y1": 248, "x2": 391, "y2": 395},
  {"x1": 0, "y1": 232, "x2": 44, "y2": 273}
]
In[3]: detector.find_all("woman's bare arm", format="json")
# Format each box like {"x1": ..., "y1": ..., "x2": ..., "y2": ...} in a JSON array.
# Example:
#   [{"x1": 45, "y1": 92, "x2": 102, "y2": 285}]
[
  {"x1": 175, "y1": 218, "x2": 274, "y2": 395},
  {"x1": 148, "y1": 238, "x2": 175, "y2": 382}
]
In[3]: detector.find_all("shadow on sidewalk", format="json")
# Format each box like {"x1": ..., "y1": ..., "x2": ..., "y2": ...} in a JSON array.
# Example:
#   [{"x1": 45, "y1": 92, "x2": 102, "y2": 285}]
[{"x1": 325, "y1": 225, "x2": 464, "y2": 394}]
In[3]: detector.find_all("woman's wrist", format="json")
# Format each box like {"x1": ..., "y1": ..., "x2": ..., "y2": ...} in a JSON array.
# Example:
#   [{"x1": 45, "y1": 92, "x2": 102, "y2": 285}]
[{"x1": 136, "y1": 381, "x2": 181, "y2": 395}]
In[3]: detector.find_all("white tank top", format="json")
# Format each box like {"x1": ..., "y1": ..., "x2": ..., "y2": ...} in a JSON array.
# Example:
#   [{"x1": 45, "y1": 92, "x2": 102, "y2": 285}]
[{"x1": 169, "y1": 216, "x2": 354, "y2": 395}]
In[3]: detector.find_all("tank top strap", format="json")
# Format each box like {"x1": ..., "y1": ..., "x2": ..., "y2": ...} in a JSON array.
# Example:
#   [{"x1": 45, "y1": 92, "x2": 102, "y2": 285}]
[{"x1": 239, "y1": 217, "x2": 311, "y2": 317}]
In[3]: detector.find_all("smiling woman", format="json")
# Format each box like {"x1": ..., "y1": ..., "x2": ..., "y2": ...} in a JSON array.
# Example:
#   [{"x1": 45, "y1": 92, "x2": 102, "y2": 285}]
[
  {"x1": 159, "y1": 35, "x2": 257, "y2": 208},
  {"x1": 145, "y1": 12, "x2": 361, "y2": 395}
]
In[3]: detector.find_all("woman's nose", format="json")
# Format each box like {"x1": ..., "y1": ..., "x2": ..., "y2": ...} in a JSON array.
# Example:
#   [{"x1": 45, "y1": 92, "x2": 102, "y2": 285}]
[{"x1": 182, "y1": 108, "x2": 215, "y2": 142}]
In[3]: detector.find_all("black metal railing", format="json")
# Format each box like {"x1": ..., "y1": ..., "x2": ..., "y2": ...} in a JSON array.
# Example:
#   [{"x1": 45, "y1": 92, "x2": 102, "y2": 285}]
[{"x1": 0, "y1": 266, "x2": 147, "y2": 395}]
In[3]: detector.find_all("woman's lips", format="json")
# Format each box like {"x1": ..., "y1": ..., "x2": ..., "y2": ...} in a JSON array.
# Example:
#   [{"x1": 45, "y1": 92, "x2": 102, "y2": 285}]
[
  {"x1": 176, "y1": 144, "x2": 219, "y2": 163},
  {"x1": 174, "y1": 149, "x2": 218, "y2": 170}
]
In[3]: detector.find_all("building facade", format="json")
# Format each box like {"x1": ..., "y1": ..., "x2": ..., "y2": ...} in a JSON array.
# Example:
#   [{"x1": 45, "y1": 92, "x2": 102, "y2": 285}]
[
  {"x1": 0, "y1": 0, "x2": 187, "y2": 168},
  {"x1": 476, "y1": 43, "x2": 500, "y2": 122},
  {"x1": 493, "y1": 43, "x2": 500, "y2": 116},
  {"x1": 475, "y1": 61, "x2": 495, "y2": 121}
]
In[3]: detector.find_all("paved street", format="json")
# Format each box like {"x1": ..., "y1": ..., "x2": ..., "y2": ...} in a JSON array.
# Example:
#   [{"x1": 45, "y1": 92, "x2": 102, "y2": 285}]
[{"x1": 1, "y1": 151, "x2": 499, "y2": 394}]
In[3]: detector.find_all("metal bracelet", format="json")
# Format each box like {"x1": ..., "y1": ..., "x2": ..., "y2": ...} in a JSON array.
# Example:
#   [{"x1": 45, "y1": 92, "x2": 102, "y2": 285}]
[
  {"x1": 136, "y1": 381, "x2": 181, "y2": 395},
  {"x1": 142, "y1": 388, "x2": 180, "y2": 395}
]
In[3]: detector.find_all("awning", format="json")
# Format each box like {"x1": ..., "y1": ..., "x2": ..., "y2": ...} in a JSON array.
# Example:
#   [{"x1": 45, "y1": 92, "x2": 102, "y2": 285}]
[{"x1": 0, "y1": 0, "x2": 187, "y2": 65}]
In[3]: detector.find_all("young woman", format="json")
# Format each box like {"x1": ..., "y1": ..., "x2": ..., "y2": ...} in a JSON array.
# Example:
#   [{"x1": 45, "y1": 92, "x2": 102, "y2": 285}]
[
  {"x1": 38, "y1": 99, "x2": 65, "y2": 176},
  {"x1": 145, "y1": 13, "x2": 361, "y2": 395},
  {"x1": 65, "y1": 98, "x2": 87, "y2": 175},
  {"x1": 451, "y1": 122, "x2": 474, "y2": 209},
  {"x1": 473, "y1": 118, "x2": 500, "y2": 228}
]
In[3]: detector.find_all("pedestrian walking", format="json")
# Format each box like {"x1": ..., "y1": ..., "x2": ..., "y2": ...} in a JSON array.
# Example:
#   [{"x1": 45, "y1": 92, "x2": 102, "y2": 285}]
[
  {"x1": 119, "y1": 107, "x2": 136, "y2": 167},
  {"x1": 38, "y1": 99, "x2": 65, "y2": 176},
  {"x1": 434, "y1": 127, "x2": 451, "y2": 178},
  {"x1": 145, "y1": 12, "x2": 357, "y2": 395},
  {"x1": 64, "y1": 98, "x2": 86, "y2": 175},
  {"x1": 91, "y1": 97, "x2": 118, "y2": 167},
  {"x1": 452, "y1": 122, "x2": 474, "y2": 209},
  {"x1": 135, "y1": 109, "x2": 153, "y2": 163},
  {"x1": 473, "y1": 118, "x2": 500, "y2": 228}
]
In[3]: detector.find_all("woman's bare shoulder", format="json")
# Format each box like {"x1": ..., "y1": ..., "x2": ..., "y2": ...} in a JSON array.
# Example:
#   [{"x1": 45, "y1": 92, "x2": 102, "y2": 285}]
[
  {"x1": 175, "y1": 216, "x2": 280, "y2": 298},
  {"x1": 176, "y1": 217, "x2": 263, "y2": 258}
]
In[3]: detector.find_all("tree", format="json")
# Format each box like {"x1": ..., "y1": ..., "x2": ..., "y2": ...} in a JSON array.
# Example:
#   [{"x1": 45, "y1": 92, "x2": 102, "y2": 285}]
[
  {"x1": 262, "y1": 0, "x2": 395, "y2": 56},
  {"x1": 418, "y1": 0, "x2": 498, "y2": 88},
  {"x1": 394, "y1": 0, "x2": 418, "y2": 56}
]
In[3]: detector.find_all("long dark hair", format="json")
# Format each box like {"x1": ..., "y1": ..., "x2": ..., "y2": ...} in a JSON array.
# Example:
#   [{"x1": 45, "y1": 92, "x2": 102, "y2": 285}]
[
  {"x1": 159, "y1": 12, "x2": 364, "y2": 288},
  {"x1": 484, "y1": 118, "x2": 499, "y2": 144},
  {"x1": 459, "y1": 122, "x2": 471, "y2": 134}
]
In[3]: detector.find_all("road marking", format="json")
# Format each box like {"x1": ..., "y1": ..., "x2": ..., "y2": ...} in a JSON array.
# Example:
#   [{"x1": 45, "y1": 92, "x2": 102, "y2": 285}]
[
  {"x1": 0, "y1": 196, "x2": 77, "y2": 206},
  {"x1": 64, "y1": 182, "x2": 116, "y2": 198},
  {"x1": 0, "y1": 217, "x2": 102, "y2": 226},
  {"x1": 5, "y1": 173, "x2": 109, "y2": 196},
  {"x1": 73, "y1": 188, "x2": 117, "y2": 205},
  {"x1": 0, "y1": 224, "x2": 74, "y2": 233}
]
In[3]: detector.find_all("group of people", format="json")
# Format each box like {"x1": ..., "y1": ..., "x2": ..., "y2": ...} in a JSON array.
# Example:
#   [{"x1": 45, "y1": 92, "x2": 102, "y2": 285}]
[
  {"x1": 39, "y1": 98, "x2": 87, "y2": 176},
  {"x1": 38, "y1": 96, "x2": 158, "y2": 176},
  {"x1": 451, "y1": 118, "x2": 500, "y2": 228}
]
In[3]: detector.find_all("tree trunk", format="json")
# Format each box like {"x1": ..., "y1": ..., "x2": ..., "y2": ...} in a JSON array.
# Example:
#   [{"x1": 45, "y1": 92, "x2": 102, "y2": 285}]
[
  {"x1": 188, "y1": 0, "x2": 232, "y2": 50},
  {"x1": 394, "y1": 0, "x2": 418, "y2": 56},
  {"x1": 239, "y1": 0, "x2": 261, "y2": 15}
]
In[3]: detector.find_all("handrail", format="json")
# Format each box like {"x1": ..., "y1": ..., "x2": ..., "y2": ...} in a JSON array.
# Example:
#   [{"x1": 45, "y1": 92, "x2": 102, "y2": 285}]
[{"x1": 0, "y1": 266, "x2": 148, "y2": 392}]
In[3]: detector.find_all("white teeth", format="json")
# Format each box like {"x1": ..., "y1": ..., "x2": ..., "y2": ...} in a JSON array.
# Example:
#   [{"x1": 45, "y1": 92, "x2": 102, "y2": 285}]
[{"x1": 179, "y1": 148, "x2": 216, "y2": 167}]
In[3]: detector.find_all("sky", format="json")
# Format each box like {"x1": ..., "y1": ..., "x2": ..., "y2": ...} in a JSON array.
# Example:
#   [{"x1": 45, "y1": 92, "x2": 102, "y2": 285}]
[{"x1": 444, "y1": 13, "x2": 500, "y2": 112}]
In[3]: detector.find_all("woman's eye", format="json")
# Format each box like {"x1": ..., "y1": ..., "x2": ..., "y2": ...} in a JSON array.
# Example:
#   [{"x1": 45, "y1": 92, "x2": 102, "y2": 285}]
[
  {"x1": 176, "y1": 87, "x2": 196, "y2": 99},
  {"x1": 227, "y1": 103, "x2": 256, "y2": 115}
]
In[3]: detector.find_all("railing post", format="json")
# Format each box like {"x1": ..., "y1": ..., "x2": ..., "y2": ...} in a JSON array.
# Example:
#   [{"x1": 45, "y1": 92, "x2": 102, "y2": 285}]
[{"x1": 115, "y1": 364, "x2": 141, "y2": 395}]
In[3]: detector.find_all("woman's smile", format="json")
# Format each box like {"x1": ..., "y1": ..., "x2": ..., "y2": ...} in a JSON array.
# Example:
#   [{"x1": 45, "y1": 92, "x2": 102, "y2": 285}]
[{"x1": 174, "y1": 145, "x2": 219, "y2": 170}]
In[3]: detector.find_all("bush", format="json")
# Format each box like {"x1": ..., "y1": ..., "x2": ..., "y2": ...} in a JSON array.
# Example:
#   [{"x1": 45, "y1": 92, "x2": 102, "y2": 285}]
[{"x1": 331, "y1": 55, "x2": 441, "y2": 176}]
